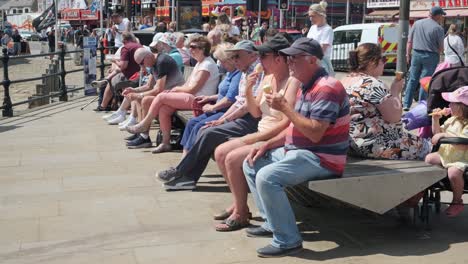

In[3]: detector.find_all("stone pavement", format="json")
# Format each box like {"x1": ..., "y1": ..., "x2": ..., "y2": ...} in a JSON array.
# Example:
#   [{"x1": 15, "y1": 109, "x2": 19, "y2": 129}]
[{"x1": 0, "y1": 97, "x2": 468, "y2": 264}]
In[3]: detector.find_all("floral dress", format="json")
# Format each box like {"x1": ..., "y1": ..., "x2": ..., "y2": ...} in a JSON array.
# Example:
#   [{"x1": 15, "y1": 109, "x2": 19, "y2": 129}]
[{"x1": 342, "y1": 73, "x2": 432, "y2": 160}]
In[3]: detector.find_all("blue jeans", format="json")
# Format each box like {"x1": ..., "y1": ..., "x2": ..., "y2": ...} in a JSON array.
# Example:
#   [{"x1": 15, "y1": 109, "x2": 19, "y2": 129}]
[
  {"x1": 180, "y1": 112, "x2": 223, "y2": 151},
  {"x1": 403, "y1": 50, "x2": 439, "y2": 109},
  {"x1": 242, "y1": 147, "x2": 335, "y2": 249}
]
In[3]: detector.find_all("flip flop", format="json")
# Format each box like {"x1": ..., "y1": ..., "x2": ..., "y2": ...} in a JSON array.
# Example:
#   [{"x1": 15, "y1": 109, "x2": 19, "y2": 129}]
[
  {"x1": 213, "y1": 209, "x2": 232, "y2": 220},
  {"x1": 215, "y1": 218, "x2": 250, "y2": 232},
  {"x1": 446, "y1": 203, "x2": 464, "y2": 218},
  {"x1": 213, "y1": 210, "x2": 253, "y2": 221}
]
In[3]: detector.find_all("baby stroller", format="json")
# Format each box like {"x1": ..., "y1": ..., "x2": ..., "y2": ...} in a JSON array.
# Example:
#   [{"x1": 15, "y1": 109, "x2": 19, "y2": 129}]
[{"x1": 419, "y1": 65, "x2": 468, "y2": 227}]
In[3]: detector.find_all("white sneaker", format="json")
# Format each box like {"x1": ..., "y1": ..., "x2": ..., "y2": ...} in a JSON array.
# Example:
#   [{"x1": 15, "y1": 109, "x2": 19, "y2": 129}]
[
  {"x1": 118, "y1": 116, "x2": 132, "y2": 127},
  {"x1": 119, "y1": 118, "x2": 137, "y2": 131},
  {"x1": 102, "y1": 112, "x2": 118, "y2": 121},
  {"x1": 108, "y1": 114, "x2": 126, "y2": 125}
]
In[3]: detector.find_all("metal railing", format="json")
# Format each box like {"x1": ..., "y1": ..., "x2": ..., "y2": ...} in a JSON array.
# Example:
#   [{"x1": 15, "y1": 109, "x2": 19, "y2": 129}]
[
  {"x1": 331, "y1": 41, "x2": 359, "y2": 72},
  {"x1": 0, "y1": 42, "x2": 110, "y2": 117}
]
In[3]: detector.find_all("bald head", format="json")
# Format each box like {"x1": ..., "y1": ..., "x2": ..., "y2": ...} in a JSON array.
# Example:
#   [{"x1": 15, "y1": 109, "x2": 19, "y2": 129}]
[{"x1": 134, "y1": 47, "x2": 152, "y2": 65}]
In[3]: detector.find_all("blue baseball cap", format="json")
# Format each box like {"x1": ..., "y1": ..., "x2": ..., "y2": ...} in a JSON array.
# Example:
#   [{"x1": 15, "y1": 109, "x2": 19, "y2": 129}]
[{"x1": 431, "y1": 6, "x2": 446, "y2": 16}]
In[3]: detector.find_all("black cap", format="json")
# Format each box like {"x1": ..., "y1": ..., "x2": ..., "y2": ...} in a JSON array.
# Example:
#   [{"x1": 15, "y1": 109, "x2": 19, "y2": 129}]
[
  {"x1": 254, "y1": 35, "x2": 290, "y2": 54},
  {"x1": 279, "y1": 37, "x2": 324, "y2": 60}
]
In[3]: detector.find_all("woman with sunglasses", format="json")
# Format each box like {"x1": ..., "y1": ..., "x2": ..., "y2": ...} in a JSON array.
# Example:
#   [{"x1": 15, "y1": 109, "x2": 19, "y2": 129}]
[
  {"x1": 126, "y1": 35, "x2": 220, "y2": 153},
  {"x1": 213, "y1": 35, "x2": 301, "y2": 231},
  {"x1": 341, "y1": 43, "x2": 431, "y2": 160},
  {"x1": 180, "y1": 42, "x2": 241, "y2": 156}
]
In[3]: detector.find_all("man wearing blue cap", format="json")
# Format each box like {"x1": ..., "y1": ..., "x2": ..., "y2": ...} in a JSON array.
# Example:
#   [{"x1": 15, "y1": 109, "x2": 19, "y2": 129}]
[
  {"x1": 242, "y1": 38, "x2": 350, "y2": 258},
  {"x1": 403, "y1": 6, "x2": 446, "y2": 110}
]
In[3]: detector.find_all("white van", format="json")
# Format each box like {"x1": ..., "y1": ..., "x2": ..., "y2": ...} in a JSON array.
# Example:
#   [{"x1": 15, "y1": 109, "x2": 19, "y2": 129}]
[{"x1": 331, "y1": 23, "x2": 399, "y2": 70}]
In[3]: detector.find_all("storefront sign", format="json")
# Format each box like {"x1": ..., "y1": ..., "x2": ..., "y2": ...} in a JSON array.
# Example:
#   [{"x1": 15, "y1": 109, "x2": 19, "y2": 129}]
[
  {"x1": 156, "y1": 7, "x2": 170, "y2": 17},
  {"x1": 370, "y1": 0, "x2": 468, "y2": 9},
  {"x1": 62, "y1": 9, "x2": 80, "y2": 20},
  {"x1": 367, "y1": 0, "x2": 400, "y2": 8},
  {"x1": 83, "y1": 37, "x2": 97, "y2": 96},
  {"x1": 81, "y1": 9, "x2": 99, "y2": 20},
  {"x1": 411, "y1": 0, "x2": 468, "y2": 10}
]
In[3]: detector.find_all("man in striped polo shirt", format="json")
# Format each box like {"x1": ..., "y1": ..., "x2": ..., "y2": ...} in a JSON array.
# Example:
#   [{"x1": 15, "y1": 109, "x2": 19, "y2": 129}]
[{"x1": 242, "y1": 37, "x2": 350, "y2": 258}]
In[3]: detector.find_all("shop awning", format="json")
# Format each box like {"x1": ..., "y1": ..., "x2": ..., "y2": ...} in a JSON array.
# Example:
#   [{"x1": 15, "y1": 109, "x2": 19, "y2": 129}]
[
  {"x1": 409, "y1": 10, "x2": 429, "y2": 18},
  {"x1": 444, "y1": 8, "x2": 468, "y2": 17},
  {"x1": 366, "y1": 9, "x2": 399, "y2": 18}
]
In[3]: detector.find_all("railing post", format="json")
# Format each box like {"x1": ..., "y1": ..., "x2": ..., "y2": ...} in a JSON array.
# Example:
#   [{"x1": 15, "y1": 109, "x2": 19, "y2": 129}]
[
  {"x1": 59, "y1": 43, "x2": 68, "y2": 102},
  {"x1": 99, "y1": 40, "x2": 105, "y2": 80},
  {"x1": 2, "y1": 48, "x2": 12, "y2": 117}
]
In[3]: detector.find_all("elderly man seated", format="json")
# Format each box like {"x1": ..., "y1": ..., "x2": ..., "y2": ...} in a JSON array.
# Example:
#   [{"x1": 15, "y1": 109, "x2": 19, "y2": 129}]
[
  {"x1": 92, "y1": 32, "x2": 142, "y2": 111},
  {"x1": 242, "y1": 38, "x2": 350, "y2": 258}
]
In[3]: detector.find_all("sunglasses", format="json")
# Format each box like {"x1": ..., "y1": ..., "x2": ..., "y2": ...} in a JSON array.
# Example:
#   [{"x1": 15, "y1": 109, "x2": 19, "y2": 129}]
[
  {"x1": 259, "y1": 52, "x2": 277, "y2": 59},
  {"x1": 189, "y1": 44, "x2": 200, "y2": 49},
  {"x1": 231, "y1": 54, "x2": 240, "y2": 60},
  {"x1": 287, "y1": 54, "x2": 310, "y2": 62}
]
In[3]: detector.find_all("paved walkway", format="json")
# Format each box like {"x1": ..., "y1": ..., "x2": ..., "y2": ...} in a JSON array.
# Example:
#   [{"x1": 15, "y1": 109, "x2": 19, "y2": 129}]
[{"x1": 0, "y1": 97, "x2": 467, "y2": 264}]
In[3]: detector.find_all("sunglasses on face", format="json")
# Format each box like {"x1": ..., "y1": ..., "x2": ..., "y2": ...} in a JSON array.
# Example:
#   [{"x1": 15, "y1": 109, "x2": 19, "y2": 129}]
[
  {"x1": 189, "y1": 44, "x2": 200, "y2": 50},
  {"x1": 287, "y1": 54, "x2": 310, "y2": 62},
  {"x1": 259, "y1": 52, "x2": 277, "y2": 59},
  {"x1": 231, "y1": 54, "x2": 240, "y2": 60}
]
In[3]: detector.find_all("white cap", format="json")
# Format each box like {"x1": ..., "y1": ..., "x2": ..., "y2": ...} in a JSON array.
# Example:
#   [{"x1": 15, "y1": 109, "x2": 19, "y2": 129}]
[{"x1": 149, "y1": 32, "x2": 164, "y2": 47}]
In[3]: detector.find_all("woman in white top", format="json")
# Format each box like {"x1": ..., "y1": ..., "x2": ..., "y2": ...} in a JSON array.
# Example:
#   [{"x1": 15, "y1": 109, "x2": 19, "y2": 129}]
[
  {"x1": 444, "y1": 24, "x2": 465, "y2": 67},
  {"x1": 126, "y1": 36, "x2": 219, "y2": 153},
  {"x1": 307, "y1": 1, "x2": 335, "y2": 76},
  {"x1": 212, "y1": 35, "x2": 300, "y2": 231}
]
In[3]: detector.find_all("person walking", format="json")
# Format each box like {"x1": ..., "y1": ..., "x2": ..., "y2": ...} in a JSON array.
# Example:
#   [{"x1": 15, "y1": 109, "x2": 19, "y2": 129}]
[
  {"x1": 307, "y1": 1, "x2": 335, "y2": 76},
  {"x1": 403, "y1": 6, "x2": 445, "y2": 110},
  {"x1": 11, "y1": 29, "x2": 22, "y2": 56},
  {"x1": 444, "y1": 24, "x2": 465, "y2": 67}
]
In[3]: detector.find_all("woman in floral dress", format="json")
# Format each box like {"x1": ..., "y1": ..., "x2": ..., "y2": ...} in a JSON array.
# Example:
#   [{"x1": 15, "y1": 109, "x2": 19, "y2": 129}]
[{"x1": 341, "y1": 43, "x2": 432, "y2": 160}]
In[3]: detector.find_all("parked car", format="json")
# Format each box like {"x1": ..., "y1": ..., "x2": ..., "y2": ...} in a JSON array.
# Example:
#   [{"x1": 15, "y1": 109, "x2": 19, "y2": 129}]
[
  {"x1": 19, "y1": 30, "x2": 40, "y2": 41},
  {"x1": 331, "y1": 23, "x2": 399, "y2": 70},
  {"x1": 277, "y1": 29, "x2": 302, "y2": 42}
]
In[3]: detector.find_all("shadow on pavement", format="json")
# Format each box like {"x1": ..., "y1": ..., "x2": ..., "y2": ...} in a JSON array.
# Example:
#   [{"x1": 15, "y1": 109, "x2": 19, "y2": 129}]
[
  {"x1": 288, "y1": 201, "x2": 466, "y2": 261},
  {"x1": 0, "y1": 125, "x2": 20, "y2": 133}
]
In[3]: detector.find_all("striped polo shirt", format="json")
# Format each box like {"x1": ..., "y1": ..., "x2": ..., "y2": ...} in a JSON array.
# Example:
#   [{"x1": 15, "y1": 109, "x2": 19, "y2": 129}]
[{"x1": 284, "y1": 76, "x2": 350, "y2": 175}]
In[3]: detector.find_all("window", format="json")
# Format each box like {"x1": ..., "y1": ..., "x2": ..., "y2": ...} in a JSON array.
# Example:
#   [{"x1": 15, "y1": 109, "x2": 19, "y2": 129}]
[
  {"x1": 24, "y1": 8, "x2": 29, "y2": 13},
  {"x1": 333, "y1": 30, "x2": 362, "y2": 44},
  {"x1": 18, "y1": 9, "x2": 23, "y2": 14},
  {"x1": 11, "y1": 9, "x2": 17, "y2": 14}
]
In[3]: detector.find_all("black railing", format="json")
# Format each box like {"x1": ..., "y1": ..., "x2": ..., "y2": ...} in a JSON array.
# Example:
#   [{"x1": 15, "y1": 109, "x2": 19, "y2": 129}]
[{"x1": 0, "y1": 41, "x2": 111, "y2": 117}]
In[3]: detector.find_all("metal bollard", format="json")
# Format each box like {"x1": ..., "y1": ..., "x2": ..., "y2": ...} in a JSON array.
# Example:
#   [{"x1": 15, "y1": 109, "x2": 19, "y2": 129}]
[
  {"x1": 2, "y1": 48, "x2": 12, "y2": 117},
  {"x1": 59, "y1": 44, "x2": 68, "y2": 102}
]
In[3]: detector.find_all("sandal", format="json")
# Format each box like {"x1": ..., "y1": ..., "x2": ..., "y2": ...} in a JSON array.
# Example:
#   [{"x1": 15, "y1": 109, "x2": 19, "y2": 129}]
[
  {"x1": 151, "y1": 143, "x2": 172, "y2": 154},
  {"x1": 213, "y1": 210, "x2": 253, "y2": 221},
  {"x1": 446, "y1": 202, "x2": 464, "y2": 217},
  {"x1": 213, "y1": 209, "x2": 232, "y2": 220},
  {"x1": 215, "y1": 217, "x2": 250, "y2": 232}
]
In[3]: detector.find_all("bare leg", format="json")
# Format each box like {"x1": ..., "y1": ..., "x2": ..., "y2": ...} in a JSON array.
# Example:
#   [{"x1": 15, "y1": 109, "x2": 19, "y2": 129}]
[
  {"x1": 448, "y1": 167, "x2": 464, "y2": 204},
  {"x1": 224, "y1": 144, "x2": 253, "y2": 217},
  {"x1": 158, "y1": 105, "x2": 176, "y2": 145},
  {"x1": 141, "y1": 95, "x2": 155, "y2": 117},
  {"x1": 101, "y1": 84, "x2": 113, "y2": 108},
  {"x1": 214, "y1": 139, "x2": 246, "y2": 185},
  {"x1": 425, "y1": 152, "x2": 442, "y2": 166},
  {"x1": 119, "y1": 97, "x2": 131, "y2": 112}
]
